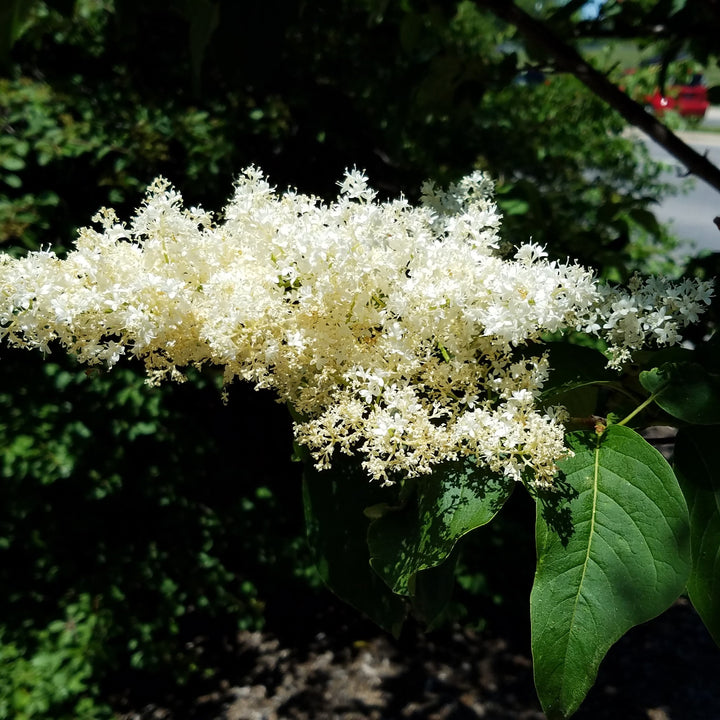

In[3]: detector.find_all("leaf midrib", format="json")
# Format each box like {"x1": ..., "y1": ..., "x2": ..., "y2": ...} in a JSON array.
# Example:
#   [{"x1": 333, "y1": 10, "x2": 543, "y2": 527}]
[{"x1": 563, "y1": 434, "x2": 600, "y2": 689}]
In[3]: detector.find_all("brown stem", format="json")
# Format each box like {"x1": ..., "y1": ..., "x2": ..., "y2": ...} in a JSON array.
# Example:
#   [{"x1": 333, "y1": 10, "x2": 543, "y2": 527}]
[{"x1": 476, "y1": 0, "x2": 720, "y2": 195}]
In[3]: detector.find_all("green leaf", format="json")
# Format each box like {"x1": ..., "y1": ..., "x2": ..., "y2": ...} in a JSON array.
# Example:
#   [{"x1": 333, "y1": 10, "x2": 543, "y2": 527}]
[
  {"x1": 670, "y1": 0, "x2": 688, "y2": 14},
  {"x1": 409, "y1": 548, "x2": 461, "y2": 629},
  {"x1": 498, "y1": 198, "x2": 530, "y2": 216},
  {"x1": 368, "y1": 461, "x2": 514, "y2": 596},
  {"x1": 674, "y1": 426, "x2": 720, "y2": 647},
  {"x1": 639, "y1": 362, "x2": 720, "y2": 424},
  {"x1": 0, "y1": 0, "x2": 35, "y2": 65},
  {"x1": 531, "y1": 425, "x2": 690, "y2": 719},
  {"x1": 302, "y1": 455, "x2": 407, "y2": 636},
  {"x1": 541, "y1": 342, "x2": 614, "y2": 419},
  {"x1": 3, "y1": 173, "x2": 22, "y2": 188},
  {"x1": 184, "y1": 0, "x2": 220, "y2": 95},
  {"x1": 0, "y1": 155, "x2": 26, "y2": 171},
  {"x1": 627, "y1": 207, "x2": 661, "y2": 236}
]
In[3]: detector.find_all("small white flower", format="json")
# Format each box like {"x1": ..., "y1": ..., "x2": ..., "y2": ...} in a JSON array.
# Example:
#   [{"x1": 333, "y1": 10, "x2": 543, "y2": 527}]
[{"x1": 0, "y1": 167, "x2": 712, "y2": 486}]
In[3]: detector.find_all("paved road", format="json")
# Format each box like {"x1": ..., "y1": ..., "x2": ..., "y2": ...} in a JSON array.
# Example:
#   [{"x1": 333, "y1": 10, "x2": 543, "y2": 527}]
[
  {"x1": 640, "y1": 116, "x2": 720, "y2": 255},
  {"x1": 702, "y1": 105, "x2": 720, "y2": 129}
]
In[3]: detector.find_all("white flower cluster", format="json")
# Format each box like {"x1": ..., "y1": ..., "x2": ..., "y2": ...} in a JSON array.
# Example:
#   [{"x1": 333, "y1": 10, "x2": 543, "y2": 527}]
[
  {"x1": 591, "y1": 274, "x2": 713, "y2": 369},
  {"x1": 0, "y1": 169, "x2": 712, "y2": 485}
]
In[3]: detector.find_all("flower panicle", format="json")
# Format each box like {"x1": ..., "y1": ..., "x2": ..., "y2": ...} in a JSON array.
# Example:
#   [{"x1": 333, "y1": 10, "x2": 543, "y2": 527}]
[{"x1": 0, "y1": 168, "x2": 712, "y2": 486}]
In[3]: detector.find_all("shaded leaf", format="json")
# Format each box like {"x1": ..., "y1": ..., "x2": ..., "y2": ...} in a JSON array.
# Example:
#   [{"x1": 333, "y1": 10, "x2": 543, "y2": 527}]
[
  {"x1": 410, "y1": 548, "x2": 460, "y2": 629},
  {"x1": 541, "y1": 342, "x2": 613, "y2": 418},
  {"x1": 184, "y1": 0, "x2": 220, "y2": 95},
  {"x1": 628, "y1": 207, "x2": 661, "y2": 236},
  {"x1": 532, "y1": 425, "x2": 690, "y2": 719},
  {"x1": 640, "y1": 362, "x2": 720, "y2": 424},
  {"x1": 368, "y1": 461, "x2": 513, "y2": 596},
  {"x1": 302, "y1": 455, "x2": 407, "y2": 636},
  {"x1": 675, "y1": 426, "x2": 720, "y2": 647},
  {"x1": 0, "y1": 0, "x2": 35, "y2": 65}
]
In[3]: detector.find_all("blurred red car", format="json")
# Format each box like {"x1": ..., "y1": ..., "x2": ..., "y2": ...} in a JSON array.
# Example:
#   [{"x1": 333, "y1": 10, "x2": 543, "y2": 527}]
[{"x1": 644, "y1": 74, "x2": 709, "y2": 119}]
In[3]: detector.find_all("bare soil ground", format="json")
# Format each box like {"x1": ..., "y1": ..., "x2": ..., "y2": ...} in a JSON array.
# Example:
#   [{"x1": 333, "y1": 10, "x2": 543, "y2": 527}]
[{"x1": 118, "y1": 593, "x2": 720, "y2": 720}]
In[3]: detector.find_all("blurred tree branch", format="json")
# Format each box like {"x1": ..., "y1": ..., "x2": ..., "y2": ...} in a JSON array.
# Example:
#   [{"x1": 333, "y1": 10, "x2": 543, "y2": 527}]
[{"x1": 477, "y1": 0, "x2": 720, "y2": 195}]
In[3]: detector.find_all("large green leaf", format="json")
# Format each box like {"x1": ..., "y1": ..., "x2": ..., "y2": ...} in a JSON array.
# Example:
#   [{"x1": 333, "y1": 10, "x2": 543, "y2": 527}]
[
  {"x1": 531, "y1": 425, "x2": 690, "y2": 720},
  {"x1": 367, "y1": 461, "x2": 514, "y2": 596},
  {"x1": 675, "y1": 426, "x2": 720, "y2": 647},
  {"x1": 302, "y1": 455, "x2": 407, "y2": 636},
  {"x1": 639, "y1": 362, "x2": 720, "y2": 425}
]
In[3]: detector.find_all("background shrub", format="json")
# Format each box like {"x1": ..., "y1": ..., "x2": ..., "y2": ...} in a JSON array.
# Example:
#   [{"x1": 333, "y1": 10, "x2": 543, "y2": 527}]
[{"x1": 0, "y1": 0, "x2": 692, "y2": 715}]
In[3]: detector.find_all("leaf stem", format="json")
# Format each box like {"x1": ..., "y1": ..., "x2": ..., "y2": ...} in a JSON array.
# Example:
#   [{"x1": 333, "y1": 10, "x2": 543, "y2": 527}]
[{"x1": 616, "y1": 391, "x2": 661, "y2": 427}]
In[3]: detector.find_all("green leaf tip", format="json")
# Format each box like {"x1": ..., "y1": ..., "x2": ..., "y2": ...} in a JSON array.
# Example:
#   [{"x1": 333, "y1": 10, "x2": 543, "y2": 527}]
[
  {"x1": 640, "y1": 362, "x2": 720, "y2": 425},
  {"x1": 531, "y1": 425, "x2": 690, "y2": 718}
]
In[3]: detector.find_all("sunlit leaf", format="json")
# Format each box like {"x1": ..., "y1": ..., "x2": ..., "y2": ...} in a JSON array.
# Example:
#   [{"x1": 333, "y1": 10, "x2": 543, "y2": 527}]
[{"x1": 532, "y1": 425, "x2": 690, "y2": 719}]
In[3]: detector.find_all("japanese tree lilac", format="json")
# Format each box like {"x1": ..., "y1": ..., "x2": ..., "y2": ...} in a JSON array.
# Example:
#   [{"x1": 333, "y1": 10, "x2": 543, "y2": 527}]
[{"x1": 0, "y1": 169, "x2": 712, "y2": 486}]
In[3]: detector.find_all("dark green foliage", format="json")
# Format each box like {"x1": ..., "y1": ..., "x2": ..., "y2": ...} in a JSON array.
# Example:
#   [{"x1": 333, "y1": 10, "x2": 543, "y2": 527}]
[
  {"x1": 302, "y1": 456, "x2": 408, "y2": 636},
  {"x1": 0, "y1": 594, "x2": 112, "y2": 720},
  {"x1": 0, "y1": 1, "x2": 703, "y2": 716},
  {"x1": 0, "y1": 348, "x2": 314, "y2": 717},
  {"x1": 674, "y1": 426, "x2": 720, "y2": 648},
  {"x1": 1, "y1": 1, "x2": 678, "y2": 270}
]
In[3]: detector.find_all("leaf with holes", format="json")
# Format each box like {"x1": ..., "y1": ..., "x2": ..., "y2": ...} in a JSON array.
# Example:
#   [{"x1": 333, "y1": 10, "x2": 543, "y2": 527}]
[{"x1": 531, "y1": 425, "x2": 690, "y2": 720}]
